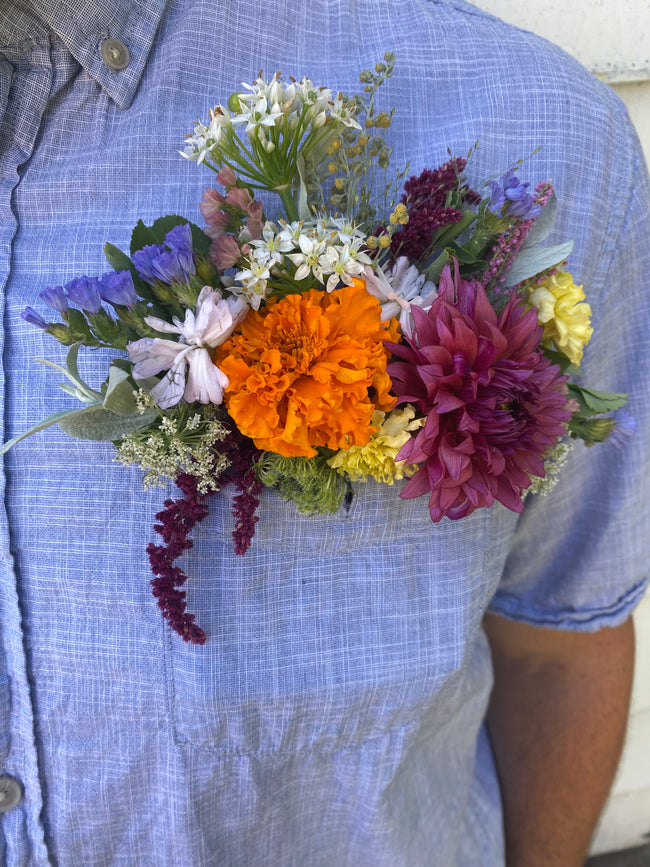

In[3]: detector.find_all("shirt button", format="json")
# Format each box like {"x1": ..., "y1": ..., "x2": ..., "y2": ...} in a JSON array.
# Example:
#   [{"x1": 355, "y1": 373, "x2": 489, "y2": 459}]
[
  {"x1": 100, "y1": 38, "x2": 130, "y2": 71},
  {"x1": 0, "y1": 775, "x2": 22, "y2": 812}
]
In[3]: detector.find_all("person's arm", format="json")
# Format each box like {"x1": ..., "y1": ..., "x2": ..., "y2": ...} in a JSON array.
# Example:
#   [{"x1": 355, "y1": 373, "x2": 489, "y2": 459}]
[{"x1": 483, "y1": 613, "x2": 635, "y2": 867}]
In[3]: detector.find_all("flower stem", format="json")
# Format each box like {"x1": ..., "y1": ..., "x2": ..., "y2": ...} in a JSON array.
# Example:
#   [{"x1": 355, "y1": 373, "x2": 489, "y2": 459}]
[{"x1": 278, "y1": 188, "x2": 299, "y2": 222}]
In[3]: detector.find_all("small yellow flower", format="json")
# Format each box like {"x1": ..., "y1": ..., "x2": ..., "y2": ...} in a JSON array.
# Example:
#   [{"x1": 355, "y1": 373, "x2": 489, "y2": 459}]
[
  {"x1": 327, "y1": 406, "x2": 424, "y2": 484},
  {"x1": 529, "y1": 271, "x2": 593, "y2": 366}
]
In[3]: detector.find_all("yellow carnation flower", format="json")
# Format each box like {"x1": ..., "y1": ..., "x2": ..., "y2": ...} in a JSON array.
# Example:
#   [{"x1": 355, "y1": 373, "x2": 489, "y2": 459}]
[
  {"x1": 327, "y1": 406, "x2": 423, "y2": 484},
  {"x1": 528, "y1": 271, "x2": 593, "y2": 366}
]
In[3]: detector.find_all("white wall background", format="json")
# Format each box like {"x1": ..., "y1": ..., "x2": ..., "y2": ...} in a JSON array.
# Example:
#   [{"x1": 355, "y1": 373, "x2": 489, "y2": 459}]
[{"x1": 469, "y1": 0, "x2": 650, "y2": 855}]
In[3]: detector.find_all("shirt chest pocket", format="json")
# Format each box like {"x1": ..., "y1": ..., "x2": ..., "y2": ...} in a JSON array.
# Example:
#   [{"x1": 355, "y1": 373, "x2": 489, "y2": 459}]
[{"x1": 164, "y1": 483, "x2": 495, "y2": 755}]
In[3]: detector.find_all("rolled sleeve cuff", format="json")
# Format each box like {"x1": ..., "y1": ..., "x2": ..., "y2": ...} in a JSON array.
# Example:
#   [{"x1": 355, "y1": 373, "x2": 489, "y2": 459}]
[{"x1": 487, "y1": 578, "x2": 649, "y2": 632}]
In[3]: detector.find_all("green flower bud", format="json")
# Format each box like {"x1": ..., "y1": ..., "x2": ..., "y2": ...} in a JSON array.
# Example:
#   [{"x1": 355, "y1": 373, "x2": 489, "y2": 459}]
[{"x1": 568, "y1": 415, "x2": 615, "y2": 446}]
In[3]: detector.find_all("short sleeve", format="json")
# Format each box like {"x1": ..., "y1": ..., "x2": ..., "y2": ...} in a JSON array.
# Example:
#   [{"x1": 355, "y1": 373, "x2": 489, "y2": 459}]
[{"x1": 488, "y1": 111, "x2": 650, "y2": 632}]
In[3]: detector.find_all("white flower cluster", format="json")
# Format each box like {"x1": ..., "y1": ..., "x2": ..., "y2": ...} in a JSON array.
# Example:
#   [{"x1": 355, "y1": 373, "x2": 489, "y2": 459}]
[
  {"x1": 182, "y1": 106, "x2": 232, "y2": 167},
  {"x1": 230, "y1": 218, "x2": 372, "y2": 308},
  {"x1": 181, "y1": 74, "x2": 361, "y2": 171}
]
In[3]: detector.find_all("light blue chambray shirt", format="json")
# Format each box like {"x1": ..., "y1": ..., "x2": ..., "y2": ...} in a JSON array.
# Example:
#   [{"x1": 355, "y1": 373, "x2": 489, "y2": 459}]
[{"x1": 1, "y1": 1, "x2": 649, "y2": 864}]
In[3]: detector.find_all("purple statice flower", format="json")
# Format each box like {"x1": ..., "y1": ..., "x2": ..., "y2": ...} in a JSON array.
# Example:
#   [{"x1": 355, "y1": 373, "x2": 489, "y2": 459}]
[
  {"x1": 163, "y1": 223, "x2": 196, "y2": 281},
  {"x1": 21, "y1": 306, "x2": 49, "y2": 329},
  {"x1": 100, "y1": 270, "x2": 138, "y2": 309},
  {"x1": 610, "y1": 410, "x2": 636, "y2": 449},
  {"x1": 131, "y1": 244, "x2": 166, "y2": 283},
  {"x1": 150, "y1": 250, "x2": 189, "y2": 285},
  {"x1": 64, "y1": 275, "x2": 103, "y2": 314},
  {"x1": 488, "y1": 170, "x2": 542, "y2": 220},
  {"x1": 131, "y1": 224, "x2": 196, "y2": 286},
  {"x1": 39, "y1": 285, "x2": 68, "y2": 315}
]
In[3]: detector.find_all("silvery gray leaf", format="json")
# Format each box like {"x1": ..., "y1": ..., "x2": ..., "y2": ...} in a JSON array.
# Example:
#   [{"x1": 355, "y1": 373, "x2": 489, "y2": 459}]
[
  {"x1": 57, "y1": 405, "x2": 158, "y2": 441},
  {"x1": 503, "y1": 240, "x2": 574, "y2": 287},
  {"x1": 0, "y1": 409, "x2": 85, "y2": 456},
  {"x1": 520, "y1": 190, "x2": 558, "y2": 248},
  {"x1": 59, "y1": 382, "x2": 99, "y2": 404},
  {"x1": 103, "y1": 365, "x2": 139, "y2": 415}
]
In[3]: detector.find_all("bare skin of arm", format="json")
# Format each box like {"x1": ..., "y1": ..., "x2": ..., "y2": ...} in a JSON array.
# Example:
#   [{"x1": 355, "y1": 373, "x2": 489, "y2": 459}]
[{"x1": 483, "y1": 613, "x2": 635, "y2": 867}]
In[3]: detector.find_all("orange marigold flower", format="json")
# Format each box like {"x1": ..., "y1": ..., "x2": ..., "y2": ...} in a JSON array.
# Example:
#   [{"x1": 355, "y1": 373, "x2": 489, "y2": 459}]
[{"x1": 216, "y1": 279, "x2": 399, "y2": 457}]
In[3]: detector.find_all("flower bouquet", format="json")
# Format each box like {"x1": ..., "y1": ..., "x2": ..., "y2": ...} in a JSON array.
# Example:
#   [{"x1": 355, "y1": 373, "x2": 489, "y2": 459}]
[{"x1": 5, "y1": 55, "x2": 632, "y2": 644}]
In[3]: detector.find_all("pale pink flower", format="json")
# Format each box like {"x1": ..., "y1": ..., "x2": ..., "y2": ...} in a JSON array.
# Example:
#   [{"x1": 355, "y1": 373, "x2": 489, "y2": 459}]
[{"x1": 127, "y1": 287, "x2": 248, "y2": 409}]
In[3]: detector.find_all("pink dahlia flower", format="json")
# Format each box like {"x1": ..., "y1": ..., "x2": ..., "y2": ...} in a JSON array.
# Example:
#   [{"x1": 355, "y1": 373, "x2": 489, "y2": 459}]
[{"x1": 387, "y1": 265, "x2": 572, "y2": 521}]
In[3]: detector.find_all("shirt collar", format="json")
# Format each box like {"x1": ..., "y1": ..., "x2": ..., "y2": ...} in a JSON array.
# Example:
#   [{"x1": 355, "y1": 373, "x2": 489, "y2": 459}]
[{"x1": 24, "y1": 0, "x2": 169, "y2": 109}]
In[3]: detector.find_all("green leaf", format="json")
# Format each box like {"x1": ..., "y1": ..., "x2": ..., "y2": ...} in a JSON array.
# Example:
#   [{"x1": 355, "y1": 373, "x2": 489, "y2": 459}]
[
  {"x1": 130, "y1": 219, "x2": 160, "y2": 255},
  {"x1": 0, "y1": 409, "x2": 87, "y2": 456},
  {"x1": 65, "y1": 308, "x2": 94, "y2": 343},
  {"x1": 66, "y1": 342, "x2": 83, "y2": 382},
  {"x1": 542, "y1": 347, "x2": 582, "y2": 376},
  {"x1": 102, "y1": 366, "x2": 139, "y2": 415},
  {"x1": 58, "y1": 383, "x2": 97, "y2": 403},
  {"x1": 104, "y1": 242, "x2": 134, "y2": 273},
  {"x1": 446, "y1": 241, "x2": 478, "y2": 264},
  {"x1": 503, "y1": 240, "x2": 574, "y2": 287},
  {"x1": 110, "y1": 357, "x2": 133, "y2": 374},
  {"x1": 57, "y1": 405, "x2": 158, "y2": 441},
  {"x1": 568, "y1": 384, "x2": 628, "y2": 415}
]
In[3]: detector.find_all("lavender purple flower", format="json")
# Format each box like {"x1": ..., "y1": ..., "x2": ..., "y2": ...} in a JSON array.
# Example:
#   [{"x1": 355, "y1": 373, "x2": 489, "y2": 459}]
[
  {"x1": 164, "y1": 223, "x2": 196, "y2": 280},
  {"x1": 488, "y1": 170, "x2": 542, "y2": 220},
  {"x1": 131, "y1": 224, "x2": 196, "y2": 285},
  {"x1": 610, "y1": 410, "x2": 637, "y2": 449},
  {"x1": 64, "y1": 275, "x2": 103, "y2": 314},
  {"x1": 131, "y1": 244, "x2": 166, "y2": 283},
  {"x1": 21, "y1": 307, "x2": 49, "y2": 329},
  {"x1": 39, "y1": 285, "x2": 68, "y2": 315},
  {"x1": 100, "y1": 271, "x2": 138, "y2": 309}
]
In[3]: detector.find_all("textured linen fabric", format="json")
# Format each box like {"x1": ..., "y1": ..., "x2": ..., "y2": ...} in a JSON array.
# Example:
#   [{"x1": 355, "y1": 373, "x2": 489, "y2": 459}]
[{"x1": 1, "y1": 0, "x2": 649, "y2": 864}]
